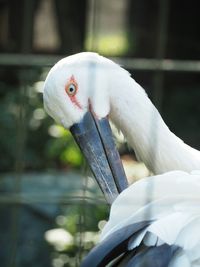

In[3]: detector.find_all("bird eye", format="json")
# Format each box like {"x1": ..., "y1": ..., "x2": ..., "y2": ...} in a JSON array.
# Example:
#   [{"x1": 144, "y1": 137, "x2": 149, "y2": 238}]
[{"x1": 65, "y1": 83, "x2": 77, "y2": 96}]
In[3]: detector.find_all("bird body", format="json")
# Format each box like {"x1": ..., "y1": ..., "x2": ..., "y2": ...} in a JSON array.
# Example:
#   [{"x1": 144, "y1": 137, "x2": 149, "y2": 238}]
[
  {"x1": 82, "y1": 171, "x2": 200, "y2": 267},
  {"x1": 43, "y1": 52, "x2": 200, "y2": 267},
  {"x1": 101, "y1": 171, "x2": 200, "y2": 244}
]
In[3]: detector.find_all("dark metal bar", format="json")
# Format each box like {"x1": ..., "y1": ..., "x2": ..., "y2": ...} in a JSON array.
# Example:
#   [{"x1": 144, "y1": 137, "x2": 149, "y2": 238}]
[
  {"x1": 153, "y1": 0, "x2": 170, "y2": 110},
  {"x1": 21, "y1": 0, "x2": 35, "y2": 53},
  {"x1": 1, "y1": 53, "x2": 200, "y2": 72}
]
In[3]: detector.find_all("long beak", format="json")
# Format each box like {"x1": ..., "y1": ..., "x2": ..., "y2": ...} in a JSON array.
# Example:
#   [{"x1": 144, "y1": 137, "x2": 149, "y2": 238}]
[{"x1": 70, "y1": 112, "x2": 128, "y2": 204}]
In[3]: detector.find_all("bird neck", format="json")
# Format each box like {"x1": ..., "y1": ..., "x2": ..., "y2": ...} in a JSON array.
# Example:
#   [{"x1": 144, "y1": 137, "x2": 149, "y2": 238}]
[{"x1": 109, "y1": 67, "x2": 200, "y2": 174}]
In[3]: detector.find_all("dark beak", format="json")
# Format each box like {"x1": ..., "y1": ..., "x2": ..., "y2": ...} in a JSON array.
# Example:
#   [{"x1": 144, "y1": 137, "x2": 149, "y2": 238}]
[{"x1": 70, "y1": 112, "x2": 128, "y2": 204}]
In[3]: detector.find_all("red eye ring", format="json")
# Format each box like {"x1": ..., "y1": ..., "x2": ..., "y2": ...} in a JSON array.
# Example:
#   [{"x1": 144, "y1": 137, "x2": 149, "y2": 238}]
[
  {"x1": 65, "y1": 75, "x2": 82, "y2": 109},
  {"x1": 65, "y1": 76, "x2": 78, "y2": 97},
  {"x1": 65, "y1": 83, "x2": 77, "y2": 96}
]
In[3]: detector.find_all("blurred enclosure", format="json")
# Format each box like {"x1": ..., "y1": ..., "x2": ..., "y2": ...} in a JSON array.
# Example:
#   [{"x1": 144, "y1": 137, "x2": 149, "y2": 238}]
[{"x1": 0, "y1": 0, "x2": 200, "y2": 266}]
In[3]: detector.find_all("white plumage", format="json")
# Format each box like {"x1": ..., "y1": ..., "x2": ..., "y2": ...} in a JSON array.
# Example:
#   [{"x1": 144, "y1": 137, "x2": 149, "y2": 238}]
[
  {"x1": 44, "y1": 52, "x2": 200, "y2": 174},
  {"x1": 43, "y1": 52, "x2": 200, "y2": 266},
  {"x1": 101, "y1": 170, "x2": 200, "y2": 266}
]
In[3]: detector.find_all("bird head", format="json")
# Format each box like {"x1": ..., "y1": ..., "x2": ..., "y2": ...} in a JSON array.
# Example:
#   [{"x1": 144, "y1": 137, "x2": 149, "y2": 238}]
[
  {"x1": 43, "y1": 52, "x2": 112, "y2": 128},
  {"x1": 43, "y1": 52, "x2": 128, "y2": 204}
]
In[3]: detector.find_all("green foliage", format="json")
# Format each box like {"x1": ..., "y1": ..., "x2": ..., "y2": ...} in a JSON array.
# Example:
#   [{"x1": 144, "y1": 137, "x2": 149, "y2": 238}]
[
  {"x1": 62, "y1": 204, "x2": 109, "y2": 235},
  {"x1": 0, "y1": 67, "x2": 107, "y2": 266},
  {"x1": 46, "y1": 125, "x2": 84, "y2": 168},
  {"x1": 51, "y1": 203, "x2": 109, "y2": 265},
  {"x1": 0, "y1": 67, "x2": 84, "y2": 172},
  {"x1": 85, "y1": 33, "x2": 129, "y2": 56}
]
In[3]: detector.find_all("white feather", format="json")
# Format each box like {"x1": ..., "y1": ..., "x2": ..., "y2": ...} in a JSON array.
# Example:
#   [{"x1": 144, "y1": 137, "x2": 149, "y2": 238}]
[
  {"x1": 101, "y1": 171, "x2": 200, "y2": 238},
  {"x1": 128, "y1": 229, "x2": 147, "y2": 250},
  {"x1": 175, "y1": 216, "x2": 200, "y2": 250},
  {"x1": 187, "y1": 243, "x2": 200, "y2": 262},
  {"x1": 101, "y1": 171, "x2": 200, "y2": 266},
  {"x1": 168, "y1": 250, "x2": 191, "y2": 267}
]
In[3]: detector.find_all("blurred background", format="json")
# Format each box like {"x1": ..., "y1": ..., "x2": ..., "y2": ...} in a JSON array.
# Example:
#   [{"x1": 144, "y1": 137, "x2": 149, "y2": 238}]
[{"x1": 0, "y1": 0, "x2": 200, "y2": 266}]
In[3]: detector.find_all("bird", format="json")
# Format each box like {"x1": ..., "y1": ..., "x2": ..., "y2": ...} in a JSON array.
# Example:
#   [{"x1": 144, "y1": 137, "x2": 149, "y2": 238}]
[
  {"x1": 43, "y1": 52, "x2": 200, "y2": 266},
  {"x1": 43, "y1": 52, "x2": 200, "y2": 177}
]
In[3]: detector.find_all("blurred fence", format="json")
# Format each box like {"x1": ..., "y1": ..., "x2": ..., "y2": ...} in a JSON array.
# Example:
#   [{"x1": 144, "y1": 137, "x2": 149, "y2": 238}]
[
  {"x1": 0, "y1": 0, "x2": 200, "y2": 266},
  {"x1": 1, "y1": 54, "x2": 200, "y2": 71},
  {"x1": 0, "y1": 54, "x2": 200, "y2": 267}
]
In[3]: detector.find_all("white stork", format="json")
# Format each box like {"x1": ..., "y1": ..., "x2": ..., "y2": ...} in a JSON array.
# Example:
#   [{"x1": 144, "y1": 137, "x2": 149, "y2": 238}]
[{"x1": 43, "y1": 52, "x2": 200, "y2": 266}]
